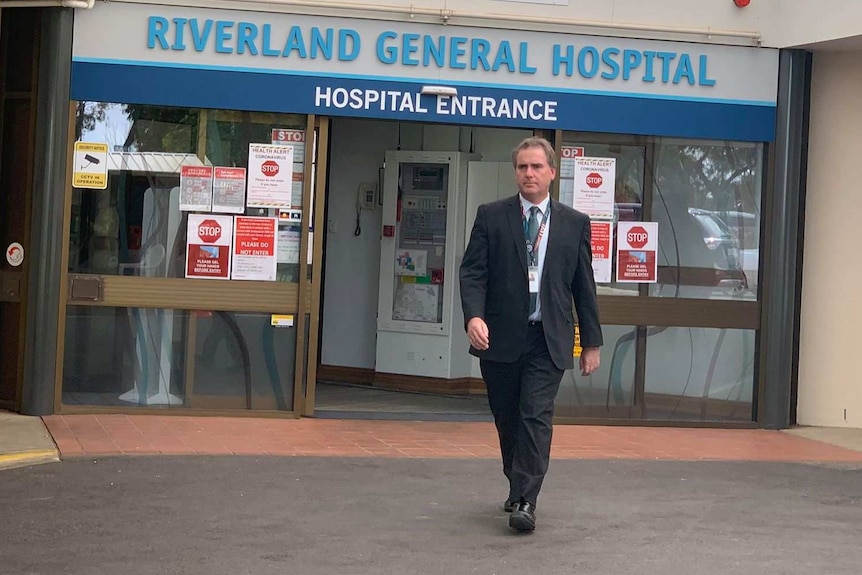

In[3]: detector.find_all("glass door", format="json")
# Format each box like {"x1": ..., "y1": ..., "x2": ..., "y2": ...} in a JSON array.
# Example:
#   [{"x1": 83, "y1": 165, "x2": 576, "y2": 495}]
[
  {"x1": 57, "y1": 103, "x2": 317, "y2": 414},
  {"x1": 553, "y1": 132, "x2": 763, "y2": 424}
]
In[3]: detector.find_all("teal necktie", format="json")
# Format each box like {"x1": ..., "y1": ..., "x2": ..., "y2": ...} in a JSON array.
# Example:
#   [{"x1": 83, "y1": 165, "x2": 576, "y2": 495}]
[{"x1": 527, "y1": 206, "x2": 540, "y2": 315}]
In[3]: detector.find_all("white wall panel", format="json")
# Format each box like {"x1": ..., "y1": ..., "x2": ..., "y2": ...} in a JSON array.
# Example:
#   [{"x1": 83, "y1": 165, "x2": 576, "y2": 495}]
[{"x1": 797, "y1": 51, "x2": 862, "y2": 428}]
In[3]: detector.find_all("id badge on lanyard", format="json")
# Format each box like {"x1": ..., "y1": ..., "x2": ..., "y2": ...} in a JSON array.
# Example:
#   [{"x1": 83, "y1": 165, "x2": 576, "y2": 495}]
[
  {"x1": 528, "y1": 266, "x2": 540, "y2": 294},
  {"x1": 522, "y1": 205, "x2": 548, "y2": 296}
]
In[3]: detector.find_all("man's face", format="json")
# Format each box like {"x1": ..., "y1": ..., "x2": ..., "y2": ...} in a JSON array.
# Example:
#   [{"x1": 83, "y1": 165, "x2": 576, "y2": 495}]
[{"x1": 515, "y1": 147, "x2": 556, "y2": 203}]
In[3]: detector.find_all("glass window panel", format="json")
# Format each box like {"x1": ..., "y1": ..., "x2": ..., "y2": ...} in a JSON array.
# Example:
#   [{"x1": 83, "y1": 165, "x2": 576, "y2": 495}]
[
  {"x1": 649, "y1": 139, "x2": 762, "y2": 300},
  {"x1": 191, "y1": 311, "x2": 296, "y2": 411},
  {"x1": 70, "y1": 102, "x2": 306, "y2": 282},
  {"x1": 62, "y1": 306, "x2": 190, "y2": 407},
  {"x1": 62, "y1": 306, "x2": 295, "y2": 411},
  {"x1": 644, "y1": 326, "x2": 755, "y2": 422},
  {"x1": 554, "y1": 325, "x2": 637, "y2": 417},
  {"x1": 561, "y1": 141, "x2": 646, "y2": 297}
]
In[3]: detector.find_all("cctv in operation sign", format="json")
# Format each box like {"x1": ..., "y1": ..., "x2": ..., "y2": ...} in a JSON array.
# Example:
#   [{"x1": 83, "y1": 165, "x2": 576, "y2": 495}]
[{"x1": 72, "y1": 142, "x2": 109, "y2": 189}]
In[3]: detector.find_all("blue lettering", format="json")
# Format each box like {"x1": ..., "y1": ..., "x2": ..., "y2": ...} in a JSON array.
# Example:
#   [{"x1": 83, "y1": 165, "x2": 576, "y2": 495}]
[
  {"x1": 171, "y1": 18, "x2": 187, "y2": 51},
  {"x1": 698, "y1": 55, "x2": 716, "y2": 86},
  {"x1": 471, "y1": 39, "x2": 491, "y2": 71},
  {"x1": 518, "y1": 42, "x2": 536, "y2": 74},
  {"x1": 642, "y1": 51, "x2": 657, "y2": 83},
  {"x1": 261, "y1": 24, "x2": 280, "y2": 57},
  {"x1": 377, "y1": 31, "x2": 397, "y2": 64},
  {"x1": 552, "y1": 44, "x2": 574, "y2": 77},
  {"x1": 656, "y1": 52, "x2": 676, "y2": 83},
  {"x1": 424, "y1": 36, "x2": 445, "y2": 67},
  {"x1": 189, "y1": 19, "x2": 213, "y2": 52},
  {"x1": 215, "y1": 21, "x2": 233, "y2": 54},
  {"x1": 283, "y1": 25, "x2": 307, "y2": 58},
  {"x1": 601, "y1": 47, "x2": 620, "y2": 80},
  {"x1": 578, "y1": 46, "x2": 599, "y2": 78},
  {"x1": 673, "y1": 53, "x2": 695, "y2": 85},
  {"x1": 147, "y1": 16, "x2": 169, "y2": 50},
  {"x1": 450, "y1": 37, "x2": 467, "y2": 69},
  {"x1": 236, "y1": 22, "x2": 258, "y2": 56},
  {"x1": 402, "y1": 33, "x2": 420, "y2": 66},
  {"x1": 311, "y1": 28, "x2": 334, "y2": 60},
  {"x1": 622, "y1": 49, "x2": 642, "y2": 81},
  {"x1": 339, "y1": 29, "x2": 360, "y2": 61},
  {"x1": 491, "y1": 41, "x2": 515, "y2": 72},
  {"x1": 216, "y1": 20, "x2": 233, "y2": 54}
]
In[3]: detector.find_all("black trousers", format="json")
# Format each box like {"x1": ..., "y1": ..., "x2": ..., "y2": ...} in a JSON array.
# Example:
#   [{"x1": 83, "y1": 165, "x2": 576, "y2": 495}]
[{"x1": 480, "y1": 323, "x2": 565, "y2": 506}]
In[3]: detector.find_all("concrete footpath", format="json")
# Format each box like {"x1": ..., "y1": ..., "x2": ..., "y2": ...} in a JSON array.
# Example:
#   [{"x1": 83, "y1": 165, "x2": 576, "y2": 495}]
[{"x1": 0, "y1": 410, "x2": 59, "y2": 470}]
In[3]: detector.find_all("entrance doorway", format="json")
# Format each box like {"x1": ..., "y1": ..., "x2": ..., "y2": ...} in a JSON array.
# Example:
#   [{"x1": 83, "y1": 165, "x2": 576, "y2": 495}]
[
  {"x1": 0, "y1": 8, "x2": 41, "y2": 412},
  {"x1": 312, "y1": 118, "x2": 535, "y2": 420}
]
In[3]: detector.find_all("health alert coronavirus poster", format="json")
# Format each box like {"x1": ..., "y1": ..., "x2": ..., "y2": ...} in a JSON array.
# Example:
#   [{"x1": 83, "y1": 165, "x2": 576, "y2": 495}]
[
  {"x1": 231, "y1": 216, "x2": 278, "y2": 281},
  {"x1": 247, "y1": 143, "x2": 294, "y2": 209},
  {"x1": 186, "y1": 214, "x2": 233, "y2": 280}
]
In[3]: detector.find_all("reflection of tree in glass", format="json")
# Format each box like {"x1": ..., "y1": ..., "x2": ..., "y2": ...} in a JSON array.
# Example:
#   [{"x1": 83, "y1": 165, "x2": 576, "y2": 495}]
[
  {"x1": 76, "y1": 102, "x2": 200, "y2": 153},
  {"x1": 655, "y1": 143, "x2": 760, "y2": 216}
]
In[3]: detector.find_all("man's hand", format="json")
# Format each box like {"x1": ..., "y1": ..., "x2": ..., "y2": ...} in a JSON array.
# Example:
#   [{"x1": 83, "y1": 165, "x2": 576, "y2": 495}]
[
  {"x1": 580, "y1": 347, "x2": 600, "y2": 376},
  {"x1": 467, "y1": 317, "x2": 490, "y2": 350}
]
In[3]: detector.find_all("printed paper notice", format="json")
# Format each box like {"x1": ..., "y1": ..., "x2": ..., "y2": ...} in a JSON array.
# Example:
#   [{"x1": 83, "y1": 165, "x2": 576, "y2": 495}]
[
  {"x1": 232, "y1": 216, "x2": 278, "y2": 281},
  {"x1": 247, "y1": 144, "x2": 294, "y2": 208},
  {"x1": 558, "y1": 146, "x2": 584, "y2": 208},
  {"x1": 180, "y1": 166, "x2": 214, "y2": 211},
  {"x1": 573, "y1": 157, "x2": 616, "y2": 219},
  {"x1": 395, "y1": 249, "x2": 428, "y2": 277},
  {"x1": 277, "y1": 225, "x2": 301, "y2": 264},
  {"x1": 616, "y1": 221, "x2": 658, "y2": 283},
  {"x1": 272, "y1": 129, "x2": 306, "y2": 209},
  {"x1": 393, "y1": 283, "x2": 439, "y2": 323},
  {"x1": 212, "y1": 167, "x2": 247, "y2": 213},
  {"x1": 186, "y1": 214, "x2": 233, "y2": 280},
  {"x1": 590, "y1": 221, "x2": 613, "y2": 284}
]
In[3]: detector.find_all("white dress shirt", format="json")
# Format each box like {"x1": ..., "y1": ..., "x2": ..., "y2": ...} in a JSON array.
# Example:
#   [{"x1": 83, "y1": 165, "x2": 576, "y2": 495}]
[{"x1": 519, "y1": 194, "x2": 551, "y2": 321}]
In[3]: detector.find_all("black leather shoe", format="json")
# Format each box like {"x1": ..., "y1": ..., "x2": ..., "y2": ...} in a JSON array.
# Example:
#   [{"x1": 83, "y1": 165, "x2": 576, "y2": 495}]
[
  {"x1": 503, "y1": 500, "x2": 515, "y2": 513},
  {"x1": 508, "y1": 502, "x2": 537, "y2": 532}
]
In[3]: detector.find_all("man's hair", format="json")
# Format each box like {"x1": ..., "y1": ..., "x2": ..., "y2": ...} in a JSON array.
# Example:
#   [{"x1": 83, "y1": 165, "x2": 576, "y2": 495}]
[{"x1": 511, "y1": 137, "x2": 557, "y2": 170}]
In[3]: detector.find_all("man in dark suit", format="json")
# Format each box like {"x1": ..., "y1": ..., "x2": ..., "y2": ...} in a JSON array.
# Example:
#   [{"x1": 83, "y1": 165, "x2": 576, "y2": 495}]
[{"x1": 459, "y1": 137, "x2": 602, "y2": 532}]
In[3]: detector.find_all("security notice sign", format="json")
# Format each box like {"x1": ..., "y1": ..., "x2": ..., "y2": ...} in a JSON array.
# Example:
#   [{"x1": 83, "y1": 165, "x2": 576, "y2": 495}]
[
  {"x1": 616, "y1": 221, "x2": 658, "y2": 283},
  {"x1": 72, "y1": 142, "x2": 109, "y2": 189},
  {"x1": 272, "y1": 128, "x2": 306, "y2": 210},
  {"x1": 180, "y1": 165, "x2": 214, "y2": 211},
  {"x1": 232, "y1": 216, "x2": 278, "y2": 281},
  {"x1": 247, "y1": 143, "x2": 294, "y2": 208},
  {"x1": 186, "y1": 214, "x2": 233, "y2": 279},
  {"x1": 590, "y1": 221, "x2": 613, "y2": 284},
  {"x1": 573, "y1": 157, "x2": 616, "y2": 219}
]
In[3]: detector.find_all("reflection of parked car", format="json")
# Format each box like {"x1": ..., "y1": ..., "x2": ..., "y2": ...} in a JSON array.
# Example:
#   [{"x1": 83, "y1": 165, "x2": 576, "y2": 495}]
[
  {"x1": 714, "y1": 210, "x2": 759, "y2": 288},
  {"x1": 688, "y1": 208, "x2": 739, "y2": 269}
]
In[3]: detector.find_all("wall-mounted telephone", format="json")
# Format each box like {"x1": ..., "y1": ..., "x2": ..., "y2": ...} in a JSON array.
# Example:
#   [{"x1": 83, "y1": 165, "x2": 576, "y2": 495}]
[{"x1": 357, "y1": 183, "x2": 377, "y2": 210}]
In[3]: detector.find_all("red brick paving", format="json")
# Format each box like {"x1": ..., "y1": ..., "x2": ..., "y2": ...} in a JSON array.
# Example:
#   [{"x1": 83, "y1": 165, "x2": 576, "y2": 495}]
[{"x1": 41, "y1": 415, "x2": 862, "y2": 462}]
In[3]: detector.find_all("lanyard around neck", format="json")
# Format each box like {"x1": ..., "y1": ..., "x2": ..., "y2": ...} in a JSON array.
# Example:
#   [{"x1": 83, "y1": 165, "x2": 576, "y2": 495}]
[{"x1": 521, "y1": 204, "x2": 550, "y2": 266}]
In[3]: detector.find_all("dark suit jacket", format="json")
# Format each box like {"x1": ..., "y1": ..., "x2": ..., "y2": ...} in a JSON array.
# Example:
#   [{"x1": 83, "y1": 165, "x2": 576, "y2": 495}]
[{"x1": 459, "y1": 194, "x2": 602, "y2": 371}]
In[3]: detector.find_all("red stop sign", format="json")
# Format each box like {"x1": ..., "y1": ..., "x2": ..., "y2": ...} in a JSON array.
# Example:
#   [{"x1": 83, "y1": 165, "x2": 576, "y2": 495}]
[
  {"x1": 261, "y1": 160, "x2": 280, "y2": 177},
  {"x1": 585, "y1": 172, "x2": 603, "y2": 188},
  {"x1": 198, "y1": 219, "x2": 222, "y2": 243},
  {"x1": 627, "y1": 226, "x2": 649, "y2": 249}
]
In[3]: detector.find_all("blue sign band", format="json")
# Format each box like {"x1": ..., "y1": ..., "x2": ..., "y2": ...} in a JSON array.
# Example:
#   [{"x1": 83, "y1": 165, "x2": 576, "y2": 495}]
[{"x1": 71, "y1": 60, "x2": 776, "y2": 142}]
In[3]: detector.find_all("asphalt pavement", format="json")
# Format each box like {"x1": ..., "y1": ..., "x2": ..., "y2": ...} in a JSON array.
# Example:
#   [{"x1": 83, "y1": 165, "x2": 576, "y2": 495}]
[{"x1": 2, "y1": 456, "x2": 861, "y2": 575}]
